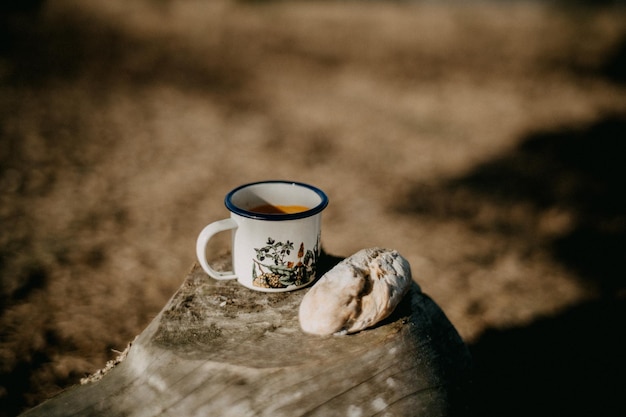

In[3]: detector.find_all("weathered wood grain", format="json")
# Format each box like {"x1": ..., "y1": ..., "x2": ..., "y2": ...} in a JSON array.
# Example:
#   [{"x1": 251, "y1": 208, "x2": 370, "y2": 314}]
[{"x1": 22, "y1": 255, "x2": 472, "y2": 417}]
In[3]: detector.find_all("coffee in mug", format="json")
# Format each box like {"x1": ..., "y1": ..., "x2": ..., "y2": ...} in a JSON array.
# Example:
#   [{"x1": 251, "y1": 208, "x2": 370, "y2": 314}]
[{"x1": 249, "y1": 204, "x2": 310, "y2": 214}]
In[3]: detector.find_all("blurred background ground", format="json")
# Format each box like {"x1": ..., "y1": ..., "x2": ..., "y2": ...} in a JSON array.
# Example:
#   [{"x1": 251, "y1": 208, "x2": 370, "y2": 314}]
[{"x1": 1, "y1": 0, "x2": 625, "y2": 415}]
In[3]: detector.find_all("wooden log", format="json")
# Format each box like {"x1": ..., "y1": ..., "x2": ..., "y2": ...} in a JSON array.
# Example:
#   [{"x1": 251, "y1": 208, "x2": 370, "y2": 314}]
[{"x1": 21, "y1": 253, "x2": 472, "y2": 417}]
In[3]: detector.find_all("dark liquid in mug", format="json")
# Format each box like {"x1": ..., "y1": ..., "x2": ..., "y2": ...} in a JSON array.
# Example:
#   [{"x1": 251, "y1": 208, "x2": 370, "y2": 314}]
[{"x1": 249, "y1": 204, "x2": 310, "y2": 214}]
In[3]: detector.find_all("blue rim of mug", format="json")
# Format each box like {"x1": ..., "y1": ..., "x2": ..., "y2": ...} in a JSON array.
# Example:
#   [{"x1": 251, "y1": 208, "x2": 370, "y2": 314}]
[{"x1": 224, "y1": 180, "x2": 329, "y2": 220}]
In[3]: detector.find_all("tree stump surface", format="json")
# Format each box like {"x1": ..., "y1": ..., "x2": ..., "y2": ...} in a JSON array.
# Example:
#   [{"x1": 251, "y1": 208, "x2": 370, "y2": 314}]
[{"x1": 22, "y1": 256, "x2": 472, "y2": 417}]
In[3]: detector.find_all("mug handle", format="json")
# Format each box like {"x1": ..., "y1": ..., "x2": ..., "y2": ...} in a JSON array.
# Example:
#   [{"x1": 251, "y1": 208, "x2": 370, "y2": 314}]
[{"x1": 196, "y1": 218, "x2": 238, "y2": 280}]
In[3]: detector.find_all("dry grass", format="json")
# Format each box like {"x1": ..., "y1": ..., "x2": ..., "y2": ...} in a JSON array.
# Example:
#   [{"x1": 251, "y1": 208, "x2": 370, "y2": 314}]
[{"x1": 1, "y1": 0, "x2": 625, "y2": 415}]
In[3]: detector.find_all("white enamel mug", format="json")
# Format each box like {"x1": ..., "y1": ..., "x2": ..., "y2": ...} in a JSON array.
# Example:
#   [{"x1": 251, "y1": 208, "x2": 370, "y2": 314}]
[{"x1": 196, "y1": 181, "x2": 329, "y2": 292}]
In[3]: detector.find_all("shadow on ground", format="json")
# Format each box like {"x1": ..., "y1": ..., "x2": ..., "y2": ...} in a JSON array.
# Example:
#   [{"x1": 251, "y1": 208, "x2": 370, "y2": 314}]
[
  {"x1": 0, "y1": 1, "x2": 251, "y2": 105},
  {"x1": 469, "y1": 298, "x2": 626, "y2": 417},
  {"x1": 400, "y1": 115, "x2": 626, "y2": 295},
  {"x1": 399, "y1": 115, "x2": 626, "y2": 415}
]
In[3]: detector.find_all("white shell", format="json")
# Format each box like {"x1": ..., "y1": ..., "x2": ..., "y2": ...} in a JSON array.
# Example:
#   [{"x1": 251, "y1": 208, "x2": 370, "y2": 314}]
[{"x1": 299, "y1": 248, "x2": 414, "y2": 335}]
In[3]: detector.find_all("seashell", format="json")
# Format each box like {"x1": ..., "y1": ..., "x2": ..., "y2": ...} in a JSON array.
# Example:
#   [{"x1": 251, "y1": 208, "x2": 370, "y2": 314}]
[{"x1": 299, "y1": 248, "x2": 414, "y2": 336}]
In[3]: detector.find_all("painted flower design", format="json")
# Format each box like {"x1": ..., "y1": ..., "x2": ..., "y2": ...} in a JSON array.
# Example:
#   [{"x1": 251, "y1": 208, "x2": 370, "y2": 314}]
[{"x1": 252, "y1": 237, "x2": 318, "y2": 288}]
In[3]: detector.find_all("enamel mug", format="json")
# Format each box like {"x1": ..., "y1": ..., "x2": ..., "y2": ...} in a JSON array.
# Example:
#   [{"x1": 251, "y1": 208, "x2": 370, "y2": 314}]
[{"x1": 196, "y1": 180, "x2": 329, "y2": 292}]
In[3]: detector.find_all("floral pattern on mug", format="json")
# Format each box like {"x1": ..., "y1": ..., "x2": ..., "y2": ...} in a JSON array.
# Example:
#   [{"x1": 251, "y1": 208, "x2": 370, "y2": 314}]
[{"x1": 252, "y1": 237, "x2": 318, "y2": 289}]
